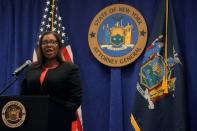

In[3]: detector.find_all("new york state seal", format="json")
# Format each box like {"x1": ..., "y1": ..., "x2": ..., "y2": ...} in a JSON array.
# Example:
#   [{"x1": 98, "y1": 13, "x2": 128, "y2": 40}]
[
  {"x1": 88, "y1": 4, "x2": 148, "y2": 67},
  {"x1": 1, "y1": 101, "x2": 26, "y2": 128}
]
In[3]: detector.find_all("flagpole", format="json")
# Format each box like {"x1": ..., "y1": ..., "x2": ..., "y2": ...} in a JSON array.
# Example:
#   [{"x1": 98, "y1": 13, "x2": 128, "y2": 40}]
[
  {"x1": 162, "y1": 0, "x2": 169, "y2": 93},
  {"x1": 165, "y1": 0, "x2": 169, "y2": 65},
  {"x1": 51, "y1": 0, "x2": 55, "y2": 31}
]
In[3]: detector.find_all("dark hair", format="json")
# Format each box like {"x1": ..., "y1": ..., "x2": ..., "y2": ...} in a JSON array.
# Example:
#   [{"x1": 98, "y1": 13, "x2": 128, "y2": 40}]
[{"x1": 35, "y1": 31, "x2": 64, "y2": 67}]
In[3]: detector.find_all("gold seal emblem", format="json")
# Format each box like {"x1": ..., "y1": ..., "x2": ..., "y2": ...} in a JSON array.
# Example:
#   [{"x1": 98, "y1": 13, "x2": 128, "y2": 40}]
[
  {"x1": 1, "y1": 101, "x2": 26, "y2": 128},
  {"x1": 88, "y1": 4, "x2": 148, "y2": 67}
]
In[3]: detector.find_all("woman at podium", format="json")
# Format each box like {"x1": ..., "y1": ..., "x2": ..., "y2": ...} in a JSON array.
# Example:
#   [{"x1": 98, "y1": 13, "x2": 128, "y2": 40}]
[{"x1": 21, "y1": 31, "x2": 82, "y2": 131}]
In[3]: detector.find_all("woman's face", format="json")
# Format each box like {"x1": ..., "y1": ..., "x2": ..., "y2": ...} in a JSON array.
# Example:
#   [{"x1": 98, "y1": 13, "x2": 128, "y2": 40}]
[{"x1": 41, "y1": 34, "x2": 59, "y2": 60}]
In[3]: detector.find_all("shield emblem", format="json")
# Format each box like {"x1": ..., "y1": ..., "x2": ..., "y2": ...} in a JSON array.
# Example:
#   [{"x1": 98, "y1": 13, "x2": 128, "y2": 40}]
[{"x1": 140, "y1": 56, "x2": 165, "y2": 90}]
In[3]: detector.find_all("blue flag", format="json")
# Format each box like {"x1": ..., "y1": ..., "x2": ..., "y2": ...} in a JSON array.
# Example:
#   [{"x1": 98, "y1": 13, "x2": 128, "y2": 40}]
[{"x1": 131, "y1": 0, "x2": 189, "y2": 130}]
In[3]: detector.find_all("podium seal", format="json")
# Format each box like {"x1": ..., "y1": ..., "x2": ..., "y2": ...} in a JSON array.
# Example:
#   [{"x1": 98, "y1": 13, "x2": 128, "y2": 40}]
[{"x1": 1, "y1": 100, "x2": 26, "y2": 128}]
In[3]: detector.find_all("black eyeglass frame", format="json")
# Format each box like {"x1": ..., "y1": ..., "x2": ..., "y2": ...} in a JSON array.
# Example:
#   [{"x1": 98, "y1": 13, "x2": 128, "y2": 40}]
[{"x1": 41, "y1": 40, "x2": 58, "y2": 45}]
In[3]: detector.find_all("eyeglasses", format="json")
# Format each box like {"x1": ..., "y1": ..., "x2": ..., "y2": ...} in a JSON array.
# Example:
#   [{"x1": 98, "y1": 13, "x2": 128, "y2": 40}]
[{"x1": 41, "y1": 40, "x2": 58, "y2": 45}]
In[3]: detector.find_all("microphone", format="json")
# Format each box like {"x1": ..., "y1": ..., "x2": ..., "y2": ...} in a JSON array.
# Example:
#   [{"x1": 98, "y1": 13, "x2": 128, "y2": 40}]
[
  {"x1": 0, "y1": 60, "x2": 32, "y2": 95},
  {"x1": 12, "y1": 60, "x2": 32, "y2": 76}
]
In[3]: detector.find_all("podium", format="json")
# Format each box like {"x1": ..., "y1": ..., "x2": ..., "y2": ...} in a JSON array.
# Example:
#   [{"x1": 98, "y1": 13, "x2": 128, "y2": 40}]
[{"x1": 0, "y1": 96, "x2": 72, "y2": 131}]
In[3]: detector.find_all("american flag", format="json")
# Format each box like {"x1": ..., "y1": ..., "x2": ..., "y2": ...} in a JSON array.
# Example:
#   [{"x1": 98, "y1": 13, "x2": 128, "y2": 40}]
[
  {"x1": 33, "y1": 0, "x2": 83, "y2": 131},
  {"x1": 33, "y1": 0, "x2": 72, "y2": 62}
]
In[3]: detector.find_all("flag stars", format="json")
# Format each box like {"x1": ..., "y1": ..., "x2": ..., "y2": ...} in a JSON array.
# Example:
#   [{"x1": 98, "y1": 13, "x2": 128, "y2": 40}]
[
  {"x1": 41, "y1": 21, "x2": 45, "y2": 25},
  {"x1": 54, "y1": 21, "x2": 57, "y2": 25},
  {"x1": 46, "y1": 24, "x2": 51, "y2": 28},
  {"x1": 58, "y1": 16, "x2": 62, "y2": 21},
  {"x1": 45, "y1": 8, "x2": 49, "y2": 12},
  {"x1": 62, "y1": 32, "x2": 65, "y2": 37},
  {"x1": 43, "y1": 14, "x2": 47, "y2": 19},
  {"x1": 48, "y1": 17, "x2": 52, "y2": 21},
  {"x1": 40, "y1": 28, "x2": 44, "y2": 32},
  {"x1": 46, "y1": 1, "x2": 50, "y2": 5},
  {"x1": 39, "y1": 2, "x2": 68, "y2": 44}
]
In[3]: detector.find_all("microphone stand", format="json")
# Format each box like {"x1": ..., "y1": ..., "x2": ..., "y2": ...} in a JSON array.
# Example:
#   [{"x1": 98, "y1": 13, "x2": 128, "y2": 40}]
[{"x1": 0, "y1": 75, "x2": 19, "y2": 95}]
